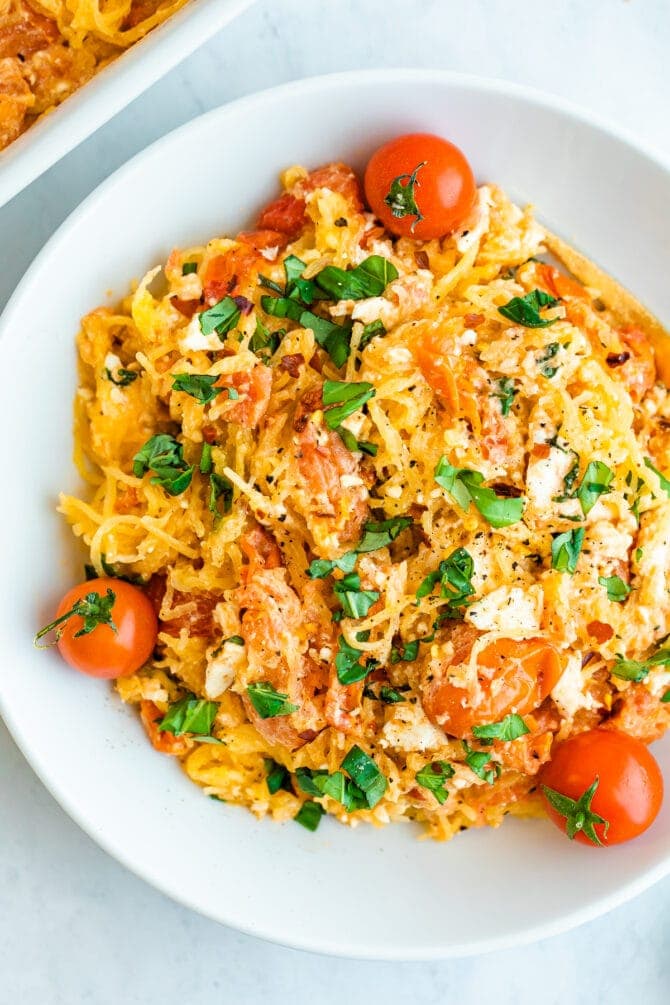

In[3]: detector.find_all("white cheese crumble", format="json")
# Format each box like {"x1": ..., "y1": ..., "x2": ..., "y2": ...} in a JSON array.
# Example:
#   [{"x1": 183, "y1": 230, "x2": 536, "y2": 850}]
[
  {"x1": 179, "y1": 313, "x2": 222, "y2": 352},
  {"x1": 204, "y1": 641, "x2": 247, "y2": 699},
  {"x1": 551, "y1": 652, "x2": 599, "y2": 719},
  {"x1": 380, "y1": 701, "x2": 445, "y2": 752},
  {"x1": 465, "y1": 584, "x2": 543, "y2": 633}
]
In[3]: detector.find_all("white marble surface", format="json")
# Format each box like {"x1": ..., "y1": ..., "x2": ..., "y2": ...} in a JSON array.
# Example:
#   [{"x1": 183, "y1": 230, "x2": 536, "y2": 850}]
[{"x1": 2, "y1": 0, "x2": 670, "y2": 1000}]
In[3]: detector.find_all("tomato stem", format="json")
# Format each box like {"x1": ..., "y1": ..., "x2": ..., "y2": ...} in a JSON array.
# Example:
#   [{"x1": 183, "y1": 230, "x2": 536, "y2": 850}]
[
  {"x1": 34, "y1": 589, "x2": 118, "y2": 649},
  {"x1": 541, "y1": 776, "x2": 610, "y2": 846},
  {"x1": 384, "y1": 161, "x2": 426, "y2": 230}
]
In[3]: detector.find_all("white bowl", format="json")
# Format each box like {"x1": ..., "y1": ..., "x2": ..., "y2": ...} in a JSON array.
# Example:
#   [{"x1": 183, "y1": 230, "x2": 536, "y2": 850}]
[
  {"x1": 1, "y1": 70, "x2": 669, "y2": 960},
  {"x1": 0, "y1": 0, "x2": 257, "y2": 208}
]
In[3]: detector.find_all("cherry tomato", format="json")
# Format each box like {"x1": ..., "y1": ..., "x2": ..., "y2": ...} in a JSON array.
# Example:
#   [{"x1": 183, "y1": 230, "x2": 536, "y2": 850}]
[
  {"x1": 423, "y1": 634, "x2": 563, "y2": 738},
  {"x1": 364, "y1": 133, "x2": 477, "y2": 240},
  {"x1": 539, "y1": 729, "x2": 663, "y2": 846},
  {"x1": 38, "y1": 577, "x2": 158, "y2": 678}
]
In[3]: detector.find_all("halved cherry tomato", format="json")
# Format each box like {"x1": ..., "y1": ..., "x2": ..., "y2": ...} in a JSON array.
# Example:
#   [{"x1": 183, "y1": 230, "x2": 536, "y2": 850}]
[
  {"x1": 37, "y1": 577, "x2": 157, "y2": 678},
  {"x1": 539, "y1": 729, "x2": 663, "y2": 846},
  {"x1": 536, "y1": 263, "x2": 590, "y2": 302},
  {"x1": 364, "y1": 133, "x2": 476, "y2": 240},
  {"x1": 422, "y1": 634, "x2": 563, "y2": 738}
]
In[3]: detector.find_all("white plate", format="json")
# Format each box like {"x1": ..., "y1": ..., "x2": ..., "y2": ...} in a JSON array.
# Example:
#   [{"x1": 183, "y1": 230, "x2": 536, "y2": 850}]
[
  {"x1": 1, "y1": 70, "x2": 669, "y2": 960},
  {"x1": 0, "y1": 0, "x2": 256, "y2": 208}
]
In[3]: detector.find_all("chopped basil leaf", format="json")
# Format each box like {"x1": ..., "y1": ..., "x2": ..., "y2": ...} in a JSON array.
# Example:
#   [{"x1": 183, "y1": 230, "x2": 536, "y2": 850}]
[
  {"x1": 333, "y1": 573, "x2": 380, "y2": 619},
  {"x1": 341, "y1": 745, "x2": 388, "y2": 808},
  {"x1": 294, "y1": 801, "x2": 324, "y2": 831},
  {"x1": 434, "y1": 457, "x2": 525, "y2": 528},
  {"x1": 199, "y1": 442, "x2": 213, "y2": 474},
  {"x1": 415, "y1": 547, "x2": 475, "y2": 620},
  {"x1": 537, "y1": 341, "x2": 561, "y2": 378},
  {"x1": 335, "y1": 635, "x2": 376, "y2": 685},
  {"x1": 105, "y1": 366, "x2": 139, "y2": 387},
  {"x1": 359, "y1": 319, "x2": 386, "y2": 350},
  {"x1": 199, "y1": 296, "x2": 241, "y2": 338},
  {"x1": 384, "y1": 161, "x2": 425, "y2": 229},
  {"x1": 611, "y1": 647, "x2": 670, "y2": 682},
  {"x1": 662, "y1": 689, "x2": 670, "y2": 703},
  {"x1": 159, "y1": 694, "x2": 218, "y2": 736},
  {"x1": 472, "y1": 713, "x2": 529, "y2": 743},
  {"x1": 208, "y1": 472, "x2": 234, "y2": 519},
  {"x1": 34, "y1": 588, "x2": 117, "y2": 646},
  {"x1": 576, "y1": 460, "x2": 614, "y2": 515},
  {"x1": 313, "y1": 255, "x2": 399, "y2": 301},
  {"x1": 172, "y1": 373, "x2": 228, "y2": 404},
  {"x1": 491, "y1": 377, "x2": 517, "y2": 416},
  {"x1": 551, "y1": 527, "x2": 585, "y2": 575},
  {"x1": 300, "y1": 310, "x2": 352, "y2": 368},
  {"x1": 182, "y1": 261, "x2": 198, "y2": 275},
  {"x1": 599, "y1": 574, "x2": 631, "y2": 602},
  {"x1": 463, "y1": 742, "x2": 500, "y2": 784},
  {"x1": 416, "y1": 760, "x2": 455, "y2": 805},
  {"x1": 322, "y1": 379, "x2": 376, "y2": 431},
  {"x1": 390, "y1": 639, "x2": 421, "y2": 663},
  {"x1": 307, "y1": 551, "x2": 358, "y2": 579},
  {"x1": 498, "y1": 289, "x2": 558, "y2": 328},
  {"x1": 133, "y1": 433, "x2": 194, "y2": 496},
  {"x1": 296, "y1": 767, "x2": 367, "y2": 813},
  {"x1": 356, "y1": 516, "x2": 413, "y2": 553},
  {"x1": 379, "y1": 685, "x2": 407, "y2": 704},
  {"x1": 250, "y1": 318, "x2": 283, "y2": 360},
  {"x1": 261, "y1": 294, "x2": 304, "y2": 322},
  {"x1": 264, "y1": 757, "x2": 292, "y2": 795},
  {"x1": 246, "y1": 682, "x2": 299, "y2": 718},
  {"x1": 644, "y1": 456, "x2": 670, "y2": 497}
]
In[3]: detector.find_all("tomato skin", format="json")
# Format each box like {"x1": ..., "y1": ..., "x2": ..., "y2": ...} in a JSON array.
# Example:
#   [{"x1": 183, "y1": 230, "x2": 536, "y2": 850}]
[
  {"x1": 423, "y1": 634, "x2": 563, "y2": 739},
  {"x1": 364, "y1": 133, "x2": 477, "y2": 240},
  {"x1": 55, "y1": 578, "x2": 158, "y2": 679},
  {"x1": 540, "y1": 729, "x2": 663, "y2": 846}
]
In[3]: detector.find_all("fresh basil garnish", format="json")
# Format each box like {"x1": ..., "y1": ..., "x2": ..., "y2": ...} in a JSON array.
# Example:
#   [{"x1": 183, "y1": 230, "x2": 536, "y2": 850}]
[
  {"x1": 498, "y1": 289, "x2": 558, "y2": 328},
  {"x1": 133, "y1": 433, "x2": 194, "y2": 496},
  {"x1": 472, "y1": 713, "x2": 529, "y2": 743},
  {"x1": 335, "y1": 635, "x2": 377, "y2": 685},
  {"x1": 340, "y1": 745, "x2": 387, "y2": 808},
  {"x1": 359, "y1": 319, "x2": 386, "y2": 350},
  {"x1": 301, "y1": 310, "x2": 353, "y2": 368},
  {"x1": 246, "y1": 682, "x2": 299, "y2": 718},
  {"x1": 296, "y1": 767, "x2": 367, "y2": 813},
  {"x1": 159, "y1": 694, "x2": 218, "y2": 736},
  {"x1": 416, "y1": 760, "x2": 455, "y2": 805},
  {"x1": 644, "y1": 456, "x2": 670, "y2": 497},
  {"x1": 208, "y1": 472, "x2": 234, "y2": 519},
  {"x1": 333, "y1": 572, "x2": 380, "y2": 619},
  {"x1": 576, "y1": 460, "x2": 614, "y2": 515},
  {"x1": 434, "y1": 457, "x2": 525, "y2": 528},
  {"x1": 264, "y1": 757, "x2": 292, "y2": 795},
  {"x1": 599, "y1": 574, "x2": 631, "y2": 602},
  {"x1": 249, "y1": 318, "x2": 283, "y2": 360},
  {"x1": 105, "y1": 366, "x2": 139, "y2": 387},
  {"x1": 356, "y1": 516, "x2": 413, "y2": 553},
  {"x1": 307, "y1": 551, "x2": 358, "y2": 579},
  {"x1": 537, "y1": 341, "x2": 561, "y2": 377},
  {"x1": 182, "y1": 261, "x2": 198, "y2": 275},
  {"x1": 491, "y1": 377, "x2": 517, "y2": 416},
  {"x1": 611, "y1": 647, "x2": 670, "y2": 682},
  {"x1": 313, "y1": 256, "x2": 398, "y2": 301},
  {"x1": 463, "y1": 741, "x2": 500, "y2": 784},
  {"x1": 322, "y1": 379, "x2": 376, "y2": 430},
  {"x1": 199, "y1": 442, "x2": 213, "y2": 474},
  {"x1": 199, "y1": 296, "x2": 241, "y2": 338},
  {"x1": 390, "y1": 639, "x2": 422, "y2": 663},
  {"x1": 294, "y1": 801, "x2": 324, "y2": 831},
  {"x1": 415, "y1": 548, "x2": 475, "y2": 619},
  {"x1": 172, "y1": 373, "x2": 237, "y2": 404},
  {"x1": 551, "y1": 527, "x2": 585, "y2": 574}
]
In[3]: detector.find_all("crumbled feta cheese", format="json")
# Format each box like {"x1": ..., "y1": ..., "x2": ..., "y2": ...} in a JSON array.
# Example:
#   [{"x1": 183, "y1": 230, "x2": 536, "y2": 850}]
[
  {"x1": 455, "y1": 186, "x2": 492, "y2": 253},
  {"x1": 204, "y1": 641, "x2": 247, "y2": 699},
  {"x1": 551, "y1": 652, "x2": 599, "y2": 719},
  {"x1": 179, "y1": 313, "x2": 222, "y2": 352},
  {"x1": 380, "y1": 702, "x2": 445, "y2": 752},
  {"x1": 466, "y1": 585, "x2": 543, "y2": 633}
]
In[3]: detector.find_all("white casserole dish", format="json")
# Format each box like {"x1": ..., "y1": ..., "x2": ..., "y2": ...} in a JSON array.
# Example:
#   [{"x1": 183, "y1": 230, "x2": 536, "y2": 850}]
[{"x1": 0, "y1": 0, "x2": 256, "y2": 208}]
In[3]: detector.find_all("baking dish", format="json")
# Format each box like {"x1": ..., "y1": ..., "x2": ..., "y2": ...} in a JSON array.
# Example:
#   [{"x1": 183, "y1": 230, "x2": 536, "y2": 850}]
[{"x1": 0, "y1": 0, "x2": 256, "y2": 208}]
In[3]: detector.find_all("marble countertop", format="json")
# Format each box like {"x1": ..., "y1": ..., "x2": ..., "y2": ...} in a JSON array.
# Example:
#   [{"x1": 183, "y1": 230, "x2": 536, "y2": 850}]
[{"x1": 2, "y1": 0, "x2": 669, "y2": 1000}]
